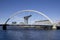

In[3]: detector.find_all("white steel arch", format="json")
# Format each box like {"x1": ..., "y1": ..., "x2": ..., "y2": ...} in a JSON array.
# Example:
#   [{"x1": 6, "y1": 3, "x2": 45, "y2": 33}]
[{"x1": 7, "y1": 10, "x2": 53, "y2": 24}]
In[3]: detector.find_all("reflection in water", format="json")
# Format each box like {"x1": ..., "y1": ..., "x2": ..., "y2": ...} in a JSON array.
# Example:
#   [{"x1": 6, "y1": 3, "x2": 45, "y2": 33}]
[{"x1": 0, "y1": 30, "x2": 60, "y2": 40}]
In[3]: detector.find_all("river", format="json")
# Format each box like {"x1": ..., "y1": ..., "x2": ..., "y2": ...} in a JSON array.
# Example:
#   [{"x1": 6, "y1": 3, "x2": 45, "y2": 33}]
[{"x1": 0, "y1": 26, "x2": 60, "y2": 40}]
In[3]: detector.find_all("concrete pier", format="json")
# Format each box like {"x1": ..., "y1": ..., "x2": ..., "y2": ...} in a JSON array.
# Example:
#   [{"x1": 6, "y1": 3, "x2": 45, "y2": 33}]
[
  {"x1": 3, "y1": 24, "x2": 7, "y2": 30},
  {"x1": 52, "y1": 24, "x2": 57, "y2": 30}
]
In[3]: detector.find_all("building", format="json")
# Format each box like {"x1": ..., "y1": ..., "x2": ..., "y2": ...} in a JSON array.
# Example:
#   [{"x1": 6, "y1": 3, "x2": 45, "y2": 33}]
[
  {"x1": 12, "y1": 22, "x2": 17, "y2": 24},
  {"x1": 34, "y1": 20, "x2": 52, "y2": 25},
  {"x1": 57, "y1": 22, "x2": 60, "y2": 26},
  {"x1": 19, "y1": 22, "x2": 25, "y2": 25}
]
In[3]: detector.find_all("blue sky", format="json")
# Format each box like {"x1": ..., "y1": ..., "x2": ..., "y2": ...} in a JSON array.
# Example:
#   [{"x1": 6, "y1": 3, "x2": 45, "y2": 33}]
[{"x1": 0, "y1": 0, "x2": 60, "y2": 24}]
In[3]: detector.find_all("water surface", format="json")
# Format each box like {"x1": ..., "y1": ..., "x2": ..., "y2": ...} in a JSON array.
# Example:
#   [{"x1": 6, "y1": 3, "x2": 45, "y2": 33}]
[{"x1": 0, "y1": 26, "x2": 60, "y2": 40}]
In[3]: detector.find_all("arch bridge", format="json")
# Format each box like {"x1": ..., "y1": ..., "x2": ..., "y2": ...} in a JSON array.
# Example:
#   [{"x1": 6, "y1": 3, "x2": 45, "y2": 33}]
[{"x1": 3, "y1": 10, "x2": 56, "y2": 30}]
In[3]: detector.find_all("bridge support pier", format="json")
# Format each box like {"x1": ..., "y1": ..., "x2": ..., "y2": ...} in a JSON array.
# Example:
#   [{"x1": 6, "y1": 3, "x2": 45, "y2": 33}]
[
  {"x1": 3, "y1": 24, "x2": 7, "y2": 30},
  {"x1": 52, "y1": 24, "x2": 56, "y2": 30}
]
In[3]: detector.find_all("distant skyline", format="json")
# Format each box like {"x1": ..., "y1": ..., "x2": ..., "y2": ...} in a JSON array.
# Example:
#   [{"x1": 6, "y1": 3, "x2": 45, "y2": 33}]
[{"x1": 0, "y1": 0, "x2": 60, "y2": 24}]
